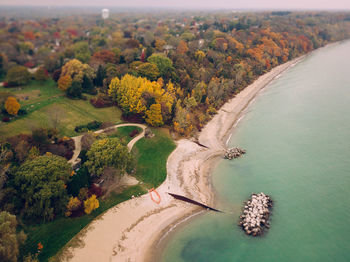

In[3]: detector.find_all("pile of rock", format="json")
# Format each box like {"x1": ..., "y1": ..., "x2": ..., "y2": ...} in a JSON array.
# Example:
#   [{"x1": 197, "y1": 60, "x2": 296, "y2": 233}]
[
  {"x1": 238, "y1": 192, "x2": 273, "y2": 236},
  {"x1": 224, "y1": 147, "x2": 246, "y2": 160}
]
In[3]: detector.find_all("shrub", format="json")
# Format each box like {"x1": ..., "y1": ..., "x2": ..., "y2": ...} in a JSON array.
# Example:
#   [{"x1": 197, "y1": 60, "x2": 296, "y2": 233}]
[
  {"x1": 84, "y1": 194, "x2": 99, "y2": 214},
  {"x1": 5, "y1": 66, "x2": 31, "y2": 86},
  {"x1": 74, "y1": 121, "x2": 102, "y2": 133},
  {"x1": 2, "y1": 117, "x2": 10, "y2": 122},
  {"x1": 52, "y1": 69, "x2": 61, "y2": 82},
  {"x1": 17, "y1": 108, "x2": 27, "y2": 116},
  {"x1": 89, "y1": 94, "x2": 113, "y2": 108},
  {"x1": 129, "y1": 129, "x2": 140, "y2": 137},
  {"x1": 65, "y1": 197, "x2": 82, "y2": 217}
]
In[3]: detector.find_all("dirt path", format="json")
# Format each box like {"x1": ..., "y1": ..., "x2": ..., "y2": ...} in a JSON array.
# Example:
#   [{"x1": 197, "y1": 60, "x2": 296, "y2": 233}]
[{"x1": 68, "y1": 123, "x2": 147, "y2": 166}]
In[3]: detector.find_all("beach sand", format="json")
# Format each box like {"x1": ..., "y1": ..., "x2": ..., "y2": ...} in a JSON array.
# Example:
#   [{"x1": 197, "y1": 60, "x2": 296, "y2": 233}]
[{"x1": 60, "y1": 56, "x2": 304, "y2": 262}]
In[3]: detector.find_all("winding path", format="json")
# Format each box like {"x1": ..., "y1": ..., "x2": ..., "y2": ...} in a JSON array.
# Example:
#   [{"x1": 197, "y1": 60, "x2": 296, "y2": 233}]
[{"x1": 68, "y1": 123, "x2": 146, "y2": 167}]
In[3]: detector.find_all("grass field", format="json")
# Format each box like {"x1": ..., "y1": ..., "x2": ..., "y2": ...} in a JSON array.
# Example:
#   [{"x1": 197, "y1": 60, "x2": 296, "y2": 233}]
[
  {"x1": 107, "y1": 126, "x2": 143, "y2": 144},
  {"x1": 0, "y1": 80, "x2": 122, "y2": 137},
  {"x1": 132, "y1": 128, "x2": 176, "y2": 188}
]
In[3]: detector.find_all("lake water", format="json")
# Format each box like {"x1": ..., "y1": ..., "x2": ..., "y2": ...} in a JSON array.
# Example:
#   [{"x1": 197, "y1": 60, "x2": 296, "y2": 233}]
[{"x1": 159, "y1": 40, "x2": 350, "y2": 262}]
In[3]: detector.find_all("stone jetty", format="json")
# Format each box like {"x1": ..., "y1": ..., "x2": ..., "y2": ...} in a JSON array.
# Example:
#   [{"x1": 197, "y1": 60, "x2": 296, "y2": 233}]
[
  {"x1": 224, "y1": 147, "x2": 246, "y2": 160},
  {"x1": 238, "y1": 192, "x2": 273, "y2": 236}
]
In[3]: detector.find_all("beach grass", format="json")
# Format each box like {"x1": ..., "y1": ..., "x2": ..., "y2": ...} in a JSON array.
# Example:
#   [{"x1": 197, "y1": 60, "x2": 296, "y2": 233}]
[
  {"x1": 21, "y1": 185, "x2": 146, "y2": 262},
  {"x1": 132, "y1": 128, "x2": 176, "y2": 188}
]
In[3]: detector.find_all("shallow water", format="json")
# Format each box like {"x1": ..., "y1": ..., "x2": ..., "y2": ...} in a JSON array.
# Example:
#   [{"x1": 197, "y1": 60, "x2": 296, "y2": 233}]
[{"x1": 159, "y1": 41, "x2": 350, "y2": 262}]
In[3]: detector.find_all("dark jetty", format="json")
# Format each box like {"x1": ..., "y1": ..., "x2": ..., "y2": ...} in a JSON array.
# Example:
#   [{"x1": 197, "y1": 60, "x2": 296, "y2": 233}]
[
  {"x1": 167, "y1": 192, "x2": 223, "y2": 213},
  {"x1": 238, "y1": 192, "x2": 273, "y2": 236}
]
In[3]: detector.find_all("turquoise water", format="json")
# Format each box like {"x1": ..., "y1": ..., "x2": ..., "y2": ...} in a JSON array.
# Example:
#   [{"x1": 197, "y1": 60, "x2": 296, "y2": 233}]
[{"x1": 159, "y1": 41, "x2": 350, "y2": 262}]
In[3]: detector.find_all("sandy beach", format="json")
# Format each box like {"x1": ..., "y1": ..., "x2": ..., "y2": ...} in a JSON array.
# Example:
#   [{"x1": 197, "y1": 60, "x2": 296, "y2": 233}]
[{"x1": 60, "y1": 56, "x2": 304, "y2": 262}]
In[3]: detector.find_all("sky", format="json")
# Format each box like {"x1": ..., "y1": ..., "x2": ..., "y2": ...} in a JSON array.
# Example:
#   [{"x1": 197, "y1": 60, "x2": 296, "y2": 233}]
[{"x1": 0, "y1": 0, "x2": 350, "y2": 10}]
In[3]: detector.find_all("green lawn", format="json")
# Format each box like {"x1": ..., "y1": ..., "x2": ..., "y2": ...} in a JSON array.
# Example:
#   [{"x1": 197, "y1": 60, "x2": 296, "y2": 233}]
[
  {"x1": 21, "y1": 185, "x2": 146, "y2": 262},
  {"x1": 132, "y1": 128, "x2": 176, "y2": 188},
  {"x1": 0, "y1": 80, "x2": 122, "y2": 137},
  {"x1": 107, "y1": 126, "x2": 143, "y2": 145}
]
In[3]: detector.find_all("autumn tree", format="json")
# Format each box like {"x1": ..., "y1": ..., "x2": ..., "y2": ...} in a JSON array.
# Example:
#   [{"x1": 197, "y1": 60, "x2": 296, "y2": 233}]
[
  {"x1": 5, "y1": 66, "x2": 31, "y2": 87},
  {"x1": 84, "y1": 194, "x2": 99, "y2": 214},
  {"x1": 13, "y1": 154, "x2": 71, "y2": 221},
  {"x1": 177, "y1": 40, "x2": 189, "y2": 55},
  {"x1": 108, "y1": 74, "x2": 175, "y2": 122},
  {"x1": 60, "y1": 59, "x2": 95, "y2": 84},
  {"x1": 57, "y1": 75, "x2": 72, "y2": 91},
  {"x1": 85, "y1": 138, "x2": 133, "y2": 177},
  {"x1": 5, "y1": 97, "x2": 20, "y2": 115},
  {"x1": 0, "y1": 212, "x2": 27, "y2": 262},
  {"x1": 91, "y1": 50, "x2": 118, "y2": 64},
  {"x1": 145, "y1": 103, "x2": 163, "y2": 126}
]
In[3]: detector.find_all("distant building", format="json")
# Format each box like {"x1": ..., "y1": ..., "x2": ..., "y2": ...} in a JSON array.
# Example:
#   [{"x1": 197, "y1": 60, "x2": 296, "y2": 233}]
[{"x1": 102, "y1": 9, "x2": 110, "y2": 20}]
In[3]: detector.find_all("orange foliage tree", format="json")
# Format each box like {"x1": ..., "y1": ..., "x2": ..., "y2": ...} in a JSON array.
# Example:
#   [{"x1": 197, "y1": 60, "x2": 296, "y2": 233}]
[
  {"x1": 58, "y1": 75, "x2": 72, "y2": 91},
  {"x1": 5, "y1": 96, "x2": 20, "y2": 115}
]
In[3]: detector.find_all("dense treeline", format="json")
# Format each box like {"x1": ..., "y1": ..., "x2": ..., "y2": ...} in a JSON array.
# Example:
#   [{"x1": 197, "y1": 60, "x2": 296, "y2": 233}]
[{"x1": 1, "y1": 11, "x2": 350, "y2": 134}]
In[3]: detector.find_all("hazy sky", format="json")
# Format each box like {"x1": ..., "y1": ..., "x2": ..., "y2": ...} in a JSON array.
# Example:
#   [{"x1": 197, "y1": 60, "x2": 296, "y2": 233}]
[{"x1": 0, "y1": 0, "x2": 350, "y2": 10}]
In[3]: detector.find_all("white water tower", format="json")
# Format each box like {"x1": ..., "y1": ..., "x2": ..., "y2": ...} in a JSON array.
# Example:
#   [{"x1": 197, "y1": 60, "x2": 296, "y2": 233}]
[{"x1": 102, "y1": 9, "x2": 110, "y2": 20}]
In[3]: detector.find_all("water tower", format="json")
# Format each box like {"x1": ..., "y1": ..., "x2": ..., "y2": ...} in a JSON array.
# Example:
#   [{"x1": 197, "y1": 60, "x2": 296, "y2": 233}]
[{"x1": 102, "y1": 9, "x2": 110, "y2": 20}]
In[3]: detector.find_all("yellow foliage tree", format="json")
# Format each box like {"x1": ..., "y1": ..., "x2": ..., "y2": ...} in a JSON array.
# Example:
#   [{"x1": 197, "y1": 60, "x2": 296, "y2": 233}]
[
  {"x1": 108, "y1": 74, "x2": 174, "y2": 124},
  {"x1": 195, "y1": 50, "x2": 205, "y2": 62},
  {"x1": 60, "y1": 59, "x2": 95, "y2": 83},
  {"x1": 5, "y1": 96, "x2": 20, "y2": 115},
  {"x1": 57, "y1": 75, "x2": 72, "y2": 91},
  {"x1": 84, "y1": 194, "x2": 99, "y2": 214},
  {"x1": 65, "y1": 197, "x2": 82, "y2": 217},
  {"x1": 145, "y1": 103, "x2": 163, "y2": 126}
]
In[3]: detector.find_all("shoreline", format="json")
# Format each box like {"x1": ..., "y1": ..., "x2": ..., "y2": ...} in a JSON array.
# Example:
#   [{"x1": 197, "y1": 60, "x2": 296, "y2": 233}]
[{"x1": 60, "y1": 56, "x2": 305, "y2": 262}]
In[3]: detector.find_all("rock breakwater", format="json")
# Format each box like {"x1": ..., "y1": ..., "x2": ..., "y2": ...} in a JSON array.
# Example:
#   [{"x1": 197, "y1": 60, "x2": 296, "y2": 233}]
[
  {"x1": 238, "y1": 193, "x2": 273, "y2": 236},
  {"x1": 224, "y1": 148, "x2": 246, "y2": 160}
]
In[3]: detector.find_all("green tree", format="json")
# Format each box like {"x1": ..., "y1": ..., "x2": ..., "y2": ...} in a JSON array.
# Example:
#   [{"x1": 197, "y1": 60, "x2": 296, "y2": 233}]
[
  {"x1": 13, "y1": 154, "x2": 71, "y2": 221},
  {"x1": 147, "y1": 54, "x2": 177, "y2": 82},
  {"x1": 94, "y1": 65, "x2": 106, "y2": 87},
  {"x1": 136, "y1": 62, "x2": 160, "y2": 81},
  {"x1": 73, "y1": 41, "x2": 91, "y2": 63},
  {"x1": 85, "y1": 138, "x2": 133, "y2": 177},
  {"x1": 0, "y1": 211, "x2": 27, "y2": 262},
  {"x1": 82, "y1": 75, "x2": 96, "y2": 94},
  {"x1": 5, "y1": 66, "x2": 31, "y2": 87},
  {"x1": 66, "y1": 81, "x2": 82, "y2": 98}
]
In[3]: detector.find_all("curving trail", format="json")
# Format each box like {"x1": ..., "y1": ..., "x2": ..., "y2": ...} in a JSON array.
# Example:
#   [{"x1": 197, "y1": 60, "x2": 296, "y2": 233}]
[{"x1": 68, "y1": 123, "x2": 146, "y2": 167}]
